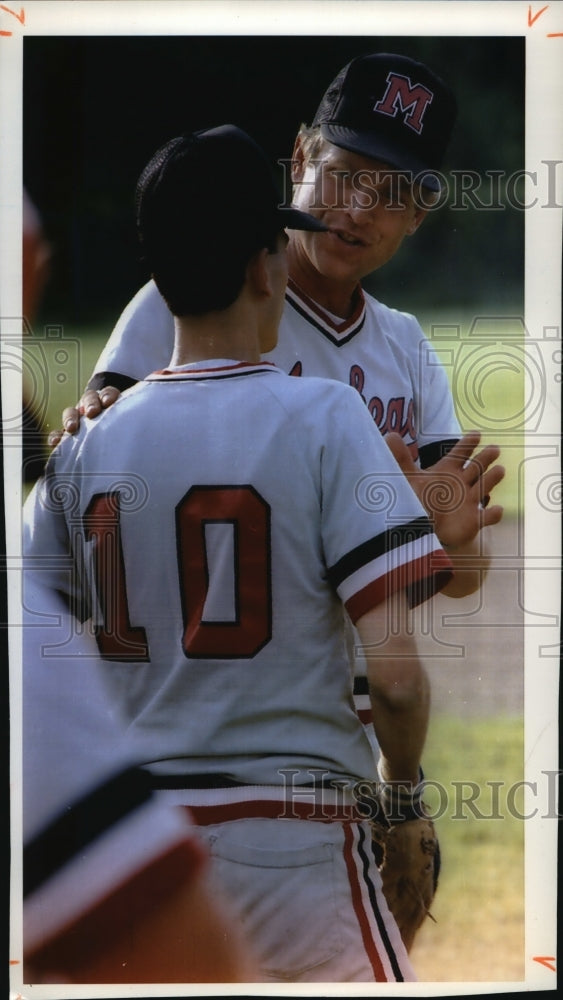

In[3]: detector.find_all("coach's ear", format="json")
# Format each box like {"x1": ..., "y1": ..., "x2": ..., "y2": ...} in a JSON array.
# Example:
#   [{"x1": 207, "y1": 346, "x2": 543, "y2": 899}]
[
  {"x1": 406, "y1": 206, "x2": 428, "y2": 236},
  {"x1": 291, "y1": 134, "x2": 307, "y2": 184}
]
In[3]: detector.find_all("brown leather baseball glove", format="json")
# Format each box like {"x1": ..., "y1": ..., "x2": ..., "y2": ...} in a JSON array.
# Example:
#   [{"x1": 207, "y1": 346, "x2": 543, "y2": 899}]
[{"x1": 371, "y1": 810, "x2": 439, "y2": 953}]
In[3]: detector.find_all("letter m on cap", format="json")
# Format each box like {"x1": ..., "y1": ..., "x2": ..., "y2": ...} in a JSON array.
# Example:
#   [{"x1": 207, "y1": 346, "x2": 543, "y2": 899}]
[{"x1": 374, "y1": 73, "x2": 434, "y2": 134}]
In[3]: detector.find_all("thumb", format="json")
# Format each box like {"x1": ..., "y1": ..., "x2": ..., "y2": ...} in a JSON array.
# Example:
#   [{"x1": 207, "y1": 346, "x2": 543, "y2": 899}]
[{"x1": 385, "y1": 432, "x2": 416, "y2": 476}]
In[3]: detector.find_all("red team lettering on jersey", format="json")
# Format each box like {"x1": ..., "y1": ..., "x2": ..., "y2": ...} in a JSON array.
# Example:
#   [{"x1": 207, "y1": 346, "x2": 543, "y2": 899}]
[
  {"x1": 349, "y1": 365, "x2": 416, "y2": 445},
  {"x1": 276, "y1": 279, "x2": 459, "y2": 467}
]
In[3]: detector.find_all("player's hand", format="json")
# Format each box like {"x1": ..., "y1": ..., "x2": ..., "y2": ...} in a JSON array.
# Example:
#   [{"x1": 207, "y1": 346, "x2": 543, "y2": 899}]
[
  {"x1": 385, "y1": 430, "x2": 505, "y2": 550},
  {"x1": 47, "y1": 387, "x2": 121, "y2": 448}
]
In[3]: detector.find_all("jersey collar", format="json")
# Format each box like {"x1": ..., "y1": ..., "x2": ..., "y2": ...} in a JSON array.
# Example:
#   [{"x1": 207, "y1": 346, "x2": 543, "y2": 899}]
[
  {"x1": 146, "y1": 359, "x2": 280, "y2": 381},
  {"x1": 285, "y1": 277, "x2": 366, "y2": 346}
]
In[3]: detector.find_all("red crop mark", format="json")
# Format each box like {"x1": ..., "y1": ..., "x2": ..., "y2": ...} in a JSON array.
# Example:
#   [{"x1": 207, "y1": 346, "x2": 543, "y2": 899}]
[
  {"x1": 527, "y1": 4, "x2": 563, "y2": 35},
  {"x1": 533, "y1": 955, "x2": 556, "y2": 971},
  {"x1": 0, "y1": 4, "x2": 24, "y2": 35},
  {"x1": 0, "y1": 5, "x2": 24, "y2": 23},
  {"x1": 528, "y1": 4, "x2": 549, "y2": 26}
]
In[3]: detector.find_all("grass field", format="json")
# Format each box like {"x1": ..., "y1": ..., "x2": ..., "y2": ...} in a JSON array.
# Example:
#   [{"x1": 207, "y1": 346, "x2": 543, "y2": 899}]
[{"x1": 411, "y1": 714, "x2": 525, "y2": 982}]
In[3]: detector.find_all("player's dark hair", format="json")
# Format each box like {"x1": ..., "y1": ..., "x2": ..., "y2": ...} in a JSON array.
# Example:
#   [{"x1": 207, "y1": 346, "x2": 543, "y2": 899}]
[{"x1": 136, "y1": 136, "x2": 282, "y2": 317}]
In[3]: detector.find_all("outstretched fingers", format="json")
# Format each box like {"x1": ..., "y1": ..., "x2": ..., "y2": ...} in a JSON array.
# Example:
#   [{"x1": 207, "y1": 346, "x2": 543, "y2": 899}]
[
  {"x1": 442, "y1": 431, "x2": 482, "y2": 467},
  {"x1": 479, "y1": 462, "x2": 505, "y2": 497},
  {"x1": 462, "y1": 445, "x2": 503, "y2": 487},
  {"x1": 384, "y1": 432, "x2": 416, "y2": 476},
  {"x1": 481, "y1": 502, "x2": 504, "y2": 528}
]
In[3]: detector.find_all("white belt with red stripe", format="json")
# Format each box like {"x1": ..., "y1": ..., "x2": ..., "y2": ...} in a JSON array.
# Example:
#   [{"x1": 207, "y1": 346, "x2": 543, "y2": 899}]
[{"x1": 153, "y1": 784, "x2": 366, "y2": 824}]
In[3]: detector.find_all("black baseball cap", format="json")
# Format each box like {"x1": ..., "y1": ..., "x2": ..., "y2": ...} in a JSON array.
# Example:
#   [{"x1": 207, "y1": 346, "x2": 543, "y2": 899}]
[
  {"x1": 312, "y1": 53, "x2": 457, "y2": 191},
  {"x1": 136, "y1": 123, "x2": 327, "y2": 259}
]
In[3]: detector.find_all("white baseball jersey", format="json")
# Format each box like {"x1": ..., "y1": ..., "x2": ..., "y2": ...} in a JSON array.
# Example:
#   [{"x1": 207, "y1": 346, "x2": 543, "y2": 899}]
[
  {"x1": 25, "y1": 360, "x2": 451, "y2": 789},
  {"x1": 90, "y1": 279, "x2": 461, "y2": 730}
]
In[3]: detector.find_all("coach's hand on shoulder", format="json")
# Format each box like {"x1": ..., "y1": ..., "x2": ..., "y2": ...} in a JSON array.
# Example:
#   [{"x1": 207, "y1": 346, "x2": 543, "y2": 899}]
[{"x1": 48, "y1": 387, "x2": 121, "y2": 447}]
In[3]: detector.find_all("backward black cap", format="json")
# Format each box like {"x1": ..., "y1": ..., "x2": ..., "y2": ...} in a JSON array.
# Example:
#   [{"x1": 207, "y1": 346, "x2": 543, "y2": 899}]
[
  {"x1": 312, "y1": 53, "x2": 457, "y2": 191},
  {"x1": 136, "y1": 124, "x2": 326, "y2": 269}
]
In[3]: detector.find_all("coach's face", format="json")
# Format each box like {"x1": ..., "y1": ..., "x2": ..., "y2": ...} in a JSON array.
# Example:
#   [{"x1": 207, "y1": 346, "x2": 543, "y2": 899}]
[{"x1": 289, "y1": 139, "x2": 427, "y2": 290}]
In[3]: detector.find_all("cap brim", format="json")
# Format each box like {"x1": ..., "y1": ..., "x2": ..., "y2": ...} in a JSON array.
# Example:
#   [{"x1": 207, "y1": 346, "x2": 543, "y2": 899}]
[
  {"x1": 280, "y1": 206, "x2": 328, "y2": 231},
  {"x1": 320, "y1": 125, "x2": 442, "y2": 192}
]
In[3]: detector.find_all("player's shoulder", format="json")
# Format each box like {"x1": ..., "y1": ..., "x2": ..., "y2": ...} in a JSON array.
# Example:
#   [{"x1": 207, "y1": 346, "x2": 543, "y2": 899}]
[
  {"x1": 116, "y1": 278, "x2": 170, "y2": 328},
  {"x1": 53, "y1": 382, "x2": 148, "y2": 456},
  {"x1": 269, "y1": 367, "x2": 363, "y2": 403},
  {"x1": 265, "y1": 367, "x2": 370, "y2": 426},
  {"x1": 133, "y1": 278, "x2": 162, "y2": 307}
]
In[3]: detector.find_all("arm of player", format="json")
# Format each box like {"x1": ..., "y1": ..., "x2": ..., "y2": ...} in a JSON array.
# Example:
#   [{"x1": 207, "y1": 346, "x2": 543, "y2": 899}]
[
  {"x1": 384, "y1": 430, "x2": 505, "y2": 598},
  {"x1": 355, "y1": 590, "x2": 429, "y2": 788}
]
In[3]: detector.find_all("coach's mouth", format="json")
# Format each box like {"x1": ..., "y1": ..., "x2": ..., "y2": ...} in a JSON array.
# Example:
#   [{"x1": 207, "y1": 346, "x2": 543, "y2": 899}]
[{"x1": 329, "y1": 228, "x2": 367, "y2": 247}]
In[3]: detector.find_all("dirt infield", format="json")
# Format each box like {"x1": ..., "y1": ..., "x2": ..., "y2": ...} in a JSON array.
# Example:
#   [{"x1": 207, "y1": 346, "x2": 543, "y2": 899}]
[
  {"x1": 417, "y1": 515, "x2": 524, "y2": 719},
  {"x1": 409, "y1": 515, "x2": 527, "y2": 982}
]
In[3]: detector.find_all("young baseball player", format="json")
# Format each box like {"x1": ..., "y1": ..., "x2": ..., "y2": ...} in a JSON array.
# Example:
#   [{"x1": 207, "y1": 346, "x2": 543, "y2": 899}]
[
  {"x1": 55, "y1": 52, "x2": 505, "y2": 727},
  {"x1": 25, "y1": 123, "x2": 455, "y2": 982}
]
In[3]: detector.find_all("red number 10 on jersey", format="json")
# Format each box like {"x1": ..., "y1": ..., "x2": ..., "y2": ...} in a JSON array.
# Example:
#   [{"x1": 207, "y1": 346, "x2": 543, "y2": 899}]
[{"x1": 83, "y1": 486, "x2": 272, "y2": 662}]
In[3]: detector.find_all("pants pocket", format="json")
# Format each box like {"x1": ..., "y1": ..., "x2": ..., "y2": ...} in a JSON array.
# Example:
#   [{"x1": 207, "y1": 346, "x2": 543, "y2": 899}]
[{"x1": 208, "y1": 829, "x2": 343, "y2": 979}]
